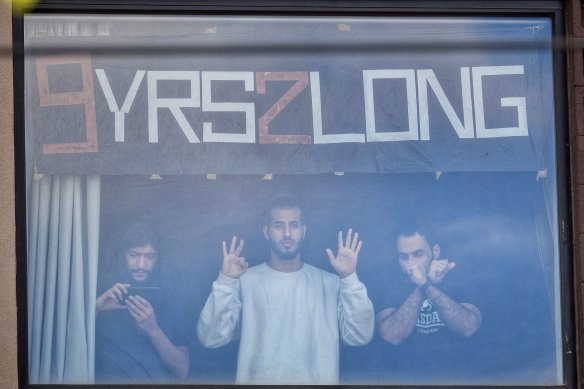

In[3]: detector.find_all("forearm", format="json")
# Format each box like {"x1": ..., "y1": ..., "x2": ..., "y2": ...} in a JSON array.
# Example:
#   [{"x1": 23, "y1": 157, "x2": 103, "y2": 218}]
[
  {"x1": 376, "y1": 287, "x2": 424, "y2": 345},
  {"x1": 196, "y1": 272, "x2": 242, "y2": 348},
  {"x1": 425, "y1": 285, "x2": 481, "y2": 337},
  {"x1": 338, "y1": 272, "x2": 375, "y2": 345},
  {"x1": 147, "y1": 327, "x2": 190, "y2": 379},
  {"x1": 95, "y1": 296, "x2": 106, "y2": 315}
]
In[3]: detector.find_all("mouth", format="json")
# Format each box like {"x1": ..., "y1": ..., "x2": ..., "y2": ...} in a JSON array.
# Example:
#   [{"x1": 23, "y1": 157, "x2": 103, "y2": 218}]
[
  {"x1": 280, "y1": 240, "x2": 295, "y2": 249},
  {"x1": 132, "y1": 271, "x2": 149, "y2": 280}
]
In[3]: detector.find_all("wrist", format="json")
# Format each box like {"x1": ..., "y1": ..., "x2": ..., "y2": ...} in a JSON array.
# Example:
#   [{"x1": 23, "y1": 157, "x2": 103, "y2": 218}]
[
  {"x1": 145, "y1": 323, "x2": 162, "y2": 338},
  {"x1": 220, "y1": 268, "x2": 236, "y2": 278},
  {"x1": 418, "y1": 280, "x2": 432, "y2": 291},
  {"x1": 339, "y1": 270, "x2": 355, "y2": 279},
  {"x1": 95, "y1": 296, "x2": 108, "y2": 314}
]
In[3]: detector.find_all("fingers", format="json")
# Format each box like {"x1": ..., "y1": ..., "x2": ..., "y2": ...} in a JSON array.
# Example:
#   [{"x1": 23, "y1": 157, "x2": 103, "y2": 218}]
[
  {"x1": 126, "y1": 300, "x2": 149, "y2": 324},
  {"x1": 225, "y1": 236, "x2": 244, "y2": 257},
  {"x1": 355, "y1": 240, "x2": 363, "y2": 257},
  {"x1": 326, "y1": 248, "x2": 335, "y2": 263},
  {"x1": 229, "y1": 236, "x2": 237, "y2": 254},
  {"x1": 125, "y1": 297, "x2": 142, "y2": 318},
  {"x1": 133, "y1": 295, "x2": 152, "y2": 310},
  {"x1": 234, "y1": 239, "x2": 245, "y2": 256},
  {"x1": 126, "y1": 303, "x2": 140, "y2": 320},
  {"x1": 345, "y1": 228, "x2": 352, "y2": 248},
  {"x1": 237, "y1": 257, "x2": 248, "y2": 271},
  {"x1": 430, "y1": 260, "x2": 454, "y2": 273},
  {"x1": 427, "y1": 260, "x2": 455, "y2": 283},
  {"x1": 126, "y1": 296, "x2": 144, "y2": 313},
  {"x1": 126, "y1": 296, "x2": 153, "y2": 317},
  {"x1": 111, "y1": 283, "x2": 130, "y2": 302},
  {"x1": 430, "y1": 260, "x2": 448, "y2": 270},
  {"x1": 339, "y1": 228, "x2": 362, "y2": 251},
  {"x1": 350, "y1": 231, "x2": 359, "y2": 250},
  {"x1": 111, "y1": 288, "x2": 124, "y2": 302},
  {"x1": 344, "y1": 228, "x2": 363, "y2": 256}
]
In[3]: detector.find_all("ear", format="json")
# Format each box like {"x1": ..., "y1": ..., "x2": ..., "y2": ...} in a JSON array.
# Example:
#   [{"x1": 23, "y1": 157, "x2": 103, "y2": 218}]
[
  {"x1": 302, "y1": 224, "x2": 307, "y2": 239},
  {"x1": 432, "y1": 244, "x2": 441, "y2": 260},
  {"x1": 262, "y1": 225, "x2": 269, "y2": 240}
]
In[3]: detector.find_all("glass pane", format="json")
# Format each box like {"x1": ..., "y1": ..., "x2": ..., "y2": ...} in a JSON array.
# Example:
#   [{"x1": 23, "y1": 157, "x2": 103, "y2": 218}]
[{"x1": 24, "y1": 14, "x2": 561, "y2": 385}]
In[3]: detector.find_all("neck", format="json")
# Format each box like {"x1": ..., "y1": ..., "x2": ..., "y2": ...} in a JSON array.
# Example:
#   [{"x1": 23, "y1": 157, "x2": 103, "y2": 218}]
[{"x1": 267, "y1": 253, "x2": 303, "y2": 272}]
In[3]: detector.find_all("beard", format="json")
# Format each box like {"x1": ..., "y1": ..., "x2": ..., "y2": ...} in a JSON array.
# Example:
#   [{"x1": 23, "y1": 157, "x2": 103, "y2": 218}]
[
  {"x1": 130, "y1": 269, "x2": 151, "y2": 282},
  {"x1": 123, "y1": 268, "x2": 157, "y2": 286},
  {"x1": 269, "y1": 237, "x2": 304, "y2": 261}
]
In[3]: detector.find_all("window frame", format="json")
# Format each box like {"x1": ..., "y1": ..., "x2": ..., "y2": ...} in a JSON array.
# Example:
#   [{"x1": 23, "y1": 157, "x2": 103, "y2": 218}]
[{"x1": 12, "y1": 1, "x2": 575, "y2": 388}]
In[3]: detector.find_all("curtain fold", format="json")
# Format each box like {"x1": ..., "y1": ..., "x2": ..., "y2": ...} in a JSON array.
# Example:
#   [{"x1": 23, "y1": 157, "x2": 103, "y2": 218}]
[{"x1": 28, "y1": 175, "x2": 100, "y2": 384}]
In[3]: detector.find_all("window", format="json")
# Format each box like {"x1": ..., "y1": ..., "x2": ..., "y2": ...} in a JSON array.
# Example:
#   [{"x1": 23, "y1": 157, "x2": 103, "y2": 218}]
[{"x1": 18, "y1": 3, "x2": 570, "y2": 386}]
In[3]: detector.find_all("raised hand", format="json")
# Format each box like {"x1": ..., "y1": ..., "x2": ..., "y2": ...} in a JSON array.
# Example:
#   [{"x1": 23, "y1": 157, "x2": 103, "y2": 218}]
[
  {"x1": 326, "y1": 228, "x2": 363, "y2": 279},
  {"x1": 126, "y1": 295, "x2": 159, "y2": 335},
  {"x1": 427, "y1": 259, "x2": 455, "y2": 284},
  {"x1": 96, "y1": 282, "x2": 130, "y2": 314},
  {"x1": 402, "y1": 260, "x2": 428, "y2": 286},
  {"x1": 221, "y1": 236, "x2": 248, "y2": 279}
]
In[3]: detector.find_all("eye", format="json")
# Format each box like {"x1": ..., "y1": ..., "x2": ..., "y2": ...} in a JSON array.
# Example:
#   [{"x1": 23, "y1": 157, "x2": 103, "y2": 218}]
[
  {"x1": 398, "y1": 253, "x2": 408, "y2": 261},
  {"x1": 127, "y1": 251, "x2": 139, "y2": 258},
  {"x1": 413, "y1": 250, "x2": 425, "y2": 258},
  {"x1": 145, "y1": 253, "x2": 157, "y2": 260},
  {"x1": 272, "y1": 222, "x2": 284, "y2": 229}
]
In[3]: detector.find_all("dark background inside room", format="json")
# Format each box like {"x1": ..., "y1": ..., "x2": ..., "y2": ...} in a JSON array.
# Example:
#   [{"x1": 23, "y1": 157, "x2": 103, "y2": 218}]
[{"x1": 97, "y1": 171, "x2": 557, "y2": 384}]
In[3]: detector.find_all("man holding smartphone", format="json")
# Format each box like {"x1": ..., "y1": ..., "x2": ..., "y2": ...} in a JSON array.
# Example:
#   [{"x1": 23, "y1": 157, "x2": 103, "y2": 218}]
[{"x1": 95, "y1": 222, "x2": 189, "y2": 383}]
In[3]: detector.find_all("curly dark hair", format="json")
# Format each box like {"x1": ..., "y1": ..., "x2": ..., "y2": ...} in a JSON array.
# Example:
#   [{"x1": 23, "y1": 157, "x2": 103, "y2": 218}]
[
  {"x1": 112, "y1": 221, "x2": 164, "y2": 277},
  {"x1": 118, "y1": 221, "x2": 162, "y2": 254}
]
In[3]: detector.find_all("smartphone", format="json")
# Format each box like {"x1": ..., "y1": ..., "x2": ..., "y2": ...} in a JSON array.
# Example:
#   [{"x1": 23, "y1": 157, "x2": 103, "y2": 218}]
[{"x1": 122, "y1": 286, "x2": 161, "y2": 307}]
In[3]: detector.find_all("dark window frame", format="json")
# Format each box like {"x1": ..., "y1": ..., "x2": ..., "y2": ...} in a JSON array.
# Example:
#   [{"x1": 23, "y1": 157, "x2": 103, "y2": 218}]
[{"x1": 12, "y1": 1, "x2": 574, "y2": 388}]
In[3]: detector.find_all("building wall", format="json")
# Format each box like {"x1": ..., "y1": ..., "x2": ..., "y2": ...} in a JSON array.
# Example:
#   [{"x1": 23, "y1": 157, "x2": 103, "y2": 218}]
[
  {"x1": 0, "y1": 1, "x2": 581, "y2": 388},
  {"x1": 569, "y1": 1, "x2": 584, "y2": 388},
  {"x1": 0, "y1": 1, "x2": 19, "y2": 388}
]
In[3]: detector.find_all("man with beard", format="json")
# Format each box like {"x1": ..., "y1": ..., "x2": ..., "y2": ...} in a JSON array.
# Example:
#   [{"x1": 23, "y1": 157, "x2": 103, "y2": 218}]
[
  {"x1": 197, "y1": 195, "x2": 374, "y2": 384},
  {"x1": 95, "y1": 222, "x2": 189, "y2": 383},
  {"x1": 372, "y1": 221, "x2": 482, "y2": 383}
]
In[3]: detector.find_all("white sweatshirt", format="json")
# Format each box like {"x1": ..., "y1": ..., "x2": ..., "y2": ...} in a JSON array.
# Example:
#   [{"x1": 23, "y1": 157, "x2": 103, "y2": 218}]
[{"x1": 197, "y1": 262, "x2": 374, "y2": 385}]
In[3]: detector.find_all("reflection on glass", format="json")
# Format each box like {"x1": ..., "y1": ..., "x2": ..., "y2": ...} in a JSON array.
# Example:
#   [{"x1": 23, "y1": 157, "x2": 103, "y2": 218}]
[{"x1": 24, "y1": 15, "x2": 561, "y2": 385}]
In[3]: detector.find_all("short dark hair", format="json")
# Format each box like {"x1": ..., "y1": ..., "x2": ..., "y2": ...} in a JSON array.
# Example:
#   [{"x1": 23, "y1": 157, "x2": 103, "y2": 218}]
[
  {"x1": 263, "y1": 194, "x2": 304, "y2": 226},
  {"x1": 396, "y1": 218, "x2": 436, "y2": 247}
]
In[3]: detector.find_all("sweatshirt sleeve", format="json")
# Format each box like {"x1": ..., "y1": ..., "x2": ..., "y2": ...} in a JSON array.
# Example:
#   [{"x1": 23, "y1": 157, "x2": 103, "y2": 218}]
[
  {"x1": 337, "y1": 272, "x2": 375, "y2": 346},
  {"x1": 196, "y1": 272, "x2": 242, "y2": 348}
]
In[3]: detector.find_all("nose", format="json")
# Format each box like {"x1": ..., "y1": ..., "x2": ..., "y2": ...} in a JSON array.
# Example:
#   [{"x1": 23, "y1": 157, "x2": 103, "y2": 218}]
[
  {"x1": 283, "y1": 225, "x2": 292, "y2": 238},
  {"x1": 136, "y1": 255, "x2": 147, "y2": 269}
]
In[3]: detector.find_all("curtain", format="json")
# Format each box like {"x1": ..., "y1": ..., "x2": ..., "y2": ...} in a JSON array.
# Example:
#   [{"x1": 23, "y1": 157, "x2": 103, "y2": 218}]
[{"x1": 27, "y1": 175, "x2": 100, "y2": 384}]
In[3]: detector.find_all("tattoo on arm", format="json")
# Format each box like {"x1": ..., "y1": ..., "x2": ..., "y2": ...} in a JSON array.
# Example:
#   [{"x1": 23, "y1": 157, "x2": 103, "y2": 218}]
[
  {"x1": 377, "y1": 287, "x2": 425, "y2": 345},
  {"x1": 425, "y1": 285, "x2": 482, "y2": 337}
]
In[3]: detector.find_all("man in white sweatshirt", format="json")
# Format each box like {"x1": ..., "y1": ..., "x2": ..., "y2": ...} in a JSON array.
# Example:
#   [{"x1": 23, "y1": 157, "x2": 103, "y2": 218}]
[{"x1": 196, "y1": 195, "x2": 374, "y2": 384}]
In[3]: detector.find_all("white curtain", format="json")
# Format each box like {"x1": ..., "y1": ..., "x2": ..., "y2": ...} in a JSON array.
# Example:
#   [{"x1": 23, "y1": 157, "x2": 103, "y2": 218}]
[{"x1": 27, "y1": 175, "x2": 100, "y2": 384}]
